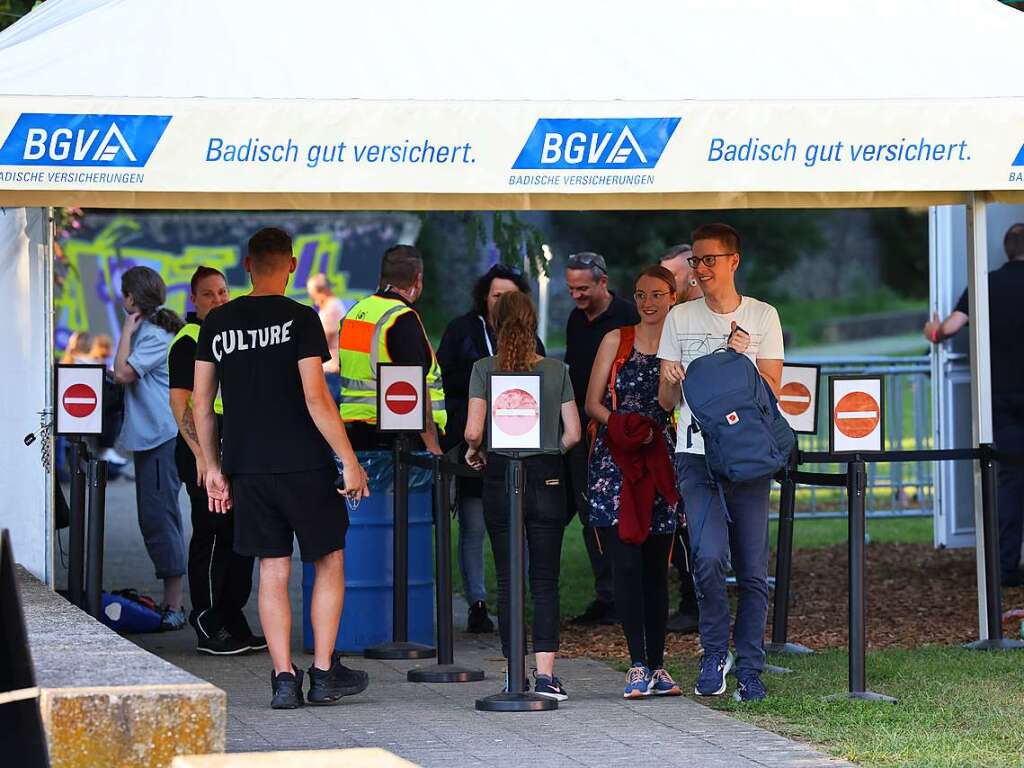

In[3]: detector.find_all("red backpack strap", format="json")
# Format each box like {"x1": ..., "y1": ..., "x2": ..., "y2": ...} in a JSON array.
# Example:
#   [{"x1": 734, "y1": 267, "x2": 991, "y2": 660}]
[{"x1": 607, "y1": 325, "x2": 636, "y2": 412}]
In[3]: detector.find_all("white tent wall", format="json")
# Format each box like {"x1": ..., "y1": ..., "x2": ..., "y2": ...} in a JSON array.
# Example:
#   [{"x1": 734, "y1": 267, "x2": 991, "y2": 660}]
[{"x1": 0, "y1": 206, "x2": 53, "y2": 581}]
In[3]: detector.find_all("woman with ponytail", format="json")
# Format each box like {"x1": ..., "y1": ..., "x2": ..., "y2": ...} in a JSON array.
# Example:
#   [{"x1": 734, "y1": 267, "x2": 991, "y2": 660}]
[
  {"x1": 464, "y1": 290, "x2": 581, "y2": 701},
  {"x1": 114, "y1": 266, "x2": 189, "y2": 630}
]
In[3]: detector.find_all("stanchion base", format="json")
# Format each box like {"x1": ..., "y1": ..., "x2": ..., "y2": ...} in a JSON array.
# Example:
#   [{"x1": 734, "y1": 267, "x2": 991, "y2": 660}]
[
  {"x1": 764, "y1": 663, "x2": 793, "y2": 675},
  {"x1": 475, "y1": 692, "x2": 557, "y2": 712},
  {"x1": 408, "y1": 664, "x2": 485, "y2": 683},
  {"x1": 364, "y1": 641, "x2": 436, "y2": 660},
  {"x1": 766, "y1": 641, "x2": 815, "y2": 655},
  {"x1": 823, "y1": 691, "x2": 898, "y2": 704},
  {"x1": 963, "y1": 638, "x2": 1024, "y2": 651}
]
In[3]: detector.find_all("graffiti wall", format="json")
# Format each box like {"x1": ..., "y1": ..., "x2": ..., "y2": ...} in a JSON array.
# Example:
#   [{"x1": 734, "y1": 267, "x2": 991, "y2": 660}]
[{"x1": 55, "y1": 211, "x2": 420, "y2": 353}]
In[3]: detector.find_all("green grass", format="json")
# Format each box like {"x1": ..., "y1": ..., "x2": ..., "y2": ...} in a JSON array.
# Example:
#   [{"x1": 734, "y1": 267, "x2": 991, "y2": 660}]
[
  {"x1": 776, "y1": 292, "x2": 928, "y2": 349},
  {"x1": 665, "y1": 648, "x2": 1024, "y2": 768}
]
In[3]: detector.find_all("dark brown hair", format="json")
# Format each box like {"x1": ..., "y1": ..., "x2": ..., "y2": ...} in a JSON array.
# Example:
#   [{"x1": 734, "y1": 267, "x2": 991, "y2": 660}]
[
  {"x1": 636, "y1": 265, "x2": 677, "y2": 295},
  {"x1": 189, "y1": 265, "x2": 227, "y2": 295},
  {"x1": 691, "y1": 223, "x2": 741, "y2": 254},
  {"x1": 493, "y1": 291, "x2": 538, "y2": 372},
  {"x1": 247, "y1": 227, "x2": 294, "y2": 274},
  {"x1": 121, "y1": 266, "x2": 184, "y2": 335},
  {"x1": 1004, "y1": 223, "x2": 1024, "y2": 260},
  {"x1": 379, "y1": 245, "x2": 423, "y2": 290}
]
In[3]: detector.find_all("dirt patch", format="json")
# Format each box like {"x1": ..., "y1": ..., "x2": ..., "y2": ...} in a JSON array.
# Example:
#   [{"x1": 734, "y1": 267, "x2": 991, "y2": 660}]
[{"x1": 559, "y1": 541, "x2": 1024, "y2": 659}]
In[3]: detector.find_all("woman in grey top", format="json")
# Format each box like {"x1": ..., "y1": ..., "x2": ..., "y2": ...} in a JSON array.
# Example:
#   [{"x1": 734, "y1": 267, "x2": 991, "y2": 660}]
[
  {"x1": 465, "y1": 291, "x2": 581, "y2": 701},
  {"x1": 114, "y1": 266, "x2": 188, "y2": 630}
]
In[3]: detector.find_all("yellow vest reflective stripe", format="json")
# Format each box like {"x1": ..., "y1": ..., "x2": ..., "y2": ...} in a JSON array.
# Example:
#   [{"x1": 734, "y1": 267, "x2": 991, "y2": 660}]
[
  {"x1": 169, "y1": 323, "x2": 224, "y2": 415},
  {"x1": 338, "y1": 295, "x2": 447, "y2": 431}
]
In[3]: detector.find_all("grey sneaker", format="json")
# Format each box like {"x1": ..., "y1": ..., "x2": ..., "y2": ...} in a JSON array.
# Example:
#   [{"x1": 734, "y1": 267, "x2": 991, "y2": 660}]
[{"x1": 160, "y1": 607, "x2": 187, "y2": 632}]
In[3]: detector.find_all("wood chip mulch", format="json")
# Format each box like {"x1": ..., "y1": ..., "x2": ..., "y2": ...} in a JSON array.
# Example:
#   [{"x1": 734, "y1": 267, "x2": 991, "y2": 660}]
[{"x1": 558, "y1": 542, "x2": 1024, "y2": 659}]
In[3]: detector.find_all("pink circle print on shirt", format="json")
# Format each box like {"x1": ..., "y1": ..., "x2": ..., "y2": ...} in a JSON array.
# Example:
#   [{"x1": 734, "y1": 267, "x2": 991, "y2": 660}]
[{"x1": 493, "y1": 388, "x2": 539, "y2": 437}]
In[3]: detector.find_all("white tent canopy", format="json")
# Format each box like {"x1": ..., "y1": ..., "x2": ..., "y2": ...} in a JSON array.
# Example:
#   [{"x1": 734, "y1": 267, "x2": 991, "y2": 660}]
[{"x1": 0, "y1": 0, "x2": 1023, "y2": 209}]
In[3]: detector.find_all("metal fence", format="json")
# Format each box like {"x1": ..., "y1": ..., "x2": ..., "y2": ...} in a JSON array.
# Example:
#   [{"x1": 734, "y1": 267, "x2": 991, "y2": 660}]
[{"x1": 783, "y1": 355, "x2": 934, "y2": 519}]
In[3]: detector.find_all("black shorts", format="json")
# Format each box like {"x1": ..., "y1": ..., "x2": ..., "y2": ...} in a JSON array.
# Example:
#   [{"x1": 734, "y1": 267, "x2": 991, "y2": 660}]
[{"x1": 231, "y1": 466, "x2": 348, "y2": 562}]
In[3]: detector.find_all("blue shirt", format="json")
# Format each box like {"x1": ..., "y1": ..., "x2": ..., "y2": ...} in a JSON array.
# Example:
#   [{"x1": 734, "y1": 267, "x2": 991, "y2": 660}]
[{"x1": 118, "y1": 319, "x2": 178, "y2": 452}]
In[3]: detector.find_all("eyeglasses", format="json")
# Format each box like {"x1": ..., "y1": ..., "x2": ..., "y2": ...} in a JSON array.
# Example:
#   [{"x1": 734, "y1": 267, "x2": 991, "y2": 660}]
[
  {"x1": 686, "y1": 252, "x2": 735, "y2": 269},
  {"x1": 634, "y1": 290, "x2": 672, "y2": 302},
  {"x1": 567, "y1": 252, "x2": 607, "y2": 275}
]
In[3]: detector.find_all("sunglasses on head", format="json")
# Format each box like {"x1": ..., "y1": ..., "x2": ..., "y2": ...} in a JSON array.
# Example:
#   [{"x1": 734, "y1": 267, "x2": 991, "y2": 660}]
[{"x1": 567, "y1": 252, "x2": 607, "y2": 275}]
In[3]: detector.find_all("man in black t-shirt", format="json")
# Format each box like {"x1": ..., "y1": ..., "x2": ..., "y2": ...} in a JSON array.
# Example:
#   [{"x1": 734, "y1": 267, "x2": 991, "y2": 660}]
[
  {"x1": 168, "y1": 266, "x2": 259, "y2": 655},
  {"x1": 563, "y1": 251, "x2": 641, "y2": 626},
  {"x1": 194, "y1": 228, "x2": 370, "y2": 710},
  {"x1": 924, "y1": 222, "x2": 1024, "y2": 587}
]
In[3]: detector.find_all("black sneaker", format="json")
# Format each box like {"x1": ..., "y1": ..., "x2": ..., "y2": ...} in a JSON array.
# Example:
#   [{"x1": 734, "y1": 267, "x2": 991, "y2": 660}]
[
  {"x1": 570, "y1": 599, "x2": 613, "y2": 625},
  {"x1": 245, "y1": 634, "x2": 268, "y2": 651},
  {"x1": 666, "y1": 609, "x2": 700, "y2": 634},
  {"x1": 197, "y1": 627, "x2": 250, "y2": 656},
  {"x1": 533, "y1": 672, "x2": 569, "y2": 701},
  {"x1": 467, "y1": 601, "x2": 495, "y2": 633},
  {"x1": 307, "y1": 652, "x2": 369, "y2": 705},
  {"x1": 270, "y1": 666, "x2": 304, "y2": 709}
]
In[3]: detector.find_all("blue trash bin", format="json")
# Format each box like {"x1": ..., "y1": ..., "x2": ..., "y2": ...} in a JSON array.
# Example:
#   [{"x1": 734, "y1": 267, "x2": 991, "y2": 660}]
[{"x1": 302, "y1": 451, "x2": 435, "y2": 653}]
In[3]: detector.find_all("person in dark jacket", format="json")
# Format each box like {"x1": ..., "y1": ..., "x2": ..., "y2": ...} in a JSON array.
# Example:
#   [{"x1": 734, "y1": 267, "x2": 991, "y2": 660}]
[{"x1": 436, "y1": 264, "x2": 545, "y2": 632}]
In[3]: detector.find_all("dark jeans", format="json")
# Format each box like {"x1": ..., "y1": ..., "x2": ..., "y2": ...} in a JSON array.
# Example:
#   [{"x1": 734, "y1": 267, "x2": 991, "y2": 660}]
[
  {"x1": 566, "y1": 439, "x2": 614, "y2": 605},
  {"x1": 597, "y1": 527, "x2": 672, "y2": 670},
  {"x1": 995, "y1": 394, "x2": 1024, "y2": 577},
  {"x1": 676, "y1": 453, "x2": 771, "y2": 675},
  {"x1": 176, "y1": 437, "x2": 254, "y2": 640},
  {"x1": 483, "y1": 453, "x2": 566, "y2": 657}
]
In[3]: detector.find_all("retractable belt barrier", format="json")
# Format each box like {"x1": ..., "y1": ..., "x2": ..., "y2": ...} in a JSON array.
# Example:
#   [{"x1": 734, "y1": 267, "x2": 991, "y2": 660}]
[{"x1": 769, "y1": 444, "x2": 1024, "y2": 702}]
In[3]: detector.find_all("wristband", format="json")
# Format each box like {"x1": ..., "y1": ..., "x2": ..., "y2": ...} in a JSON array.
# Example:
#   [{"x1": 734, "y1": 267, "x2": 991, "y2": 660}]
[{"x1": 930, "y1": 327, "x2": 939, "y2": 343}]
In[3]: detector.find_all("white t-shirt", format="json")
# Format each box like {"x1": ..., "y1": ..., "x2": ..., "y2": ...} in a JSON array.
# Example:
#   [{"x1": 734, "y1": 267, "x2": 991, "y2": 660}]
[{"x1": 657, "y1": 296, "x2": 784, "y2": 454}]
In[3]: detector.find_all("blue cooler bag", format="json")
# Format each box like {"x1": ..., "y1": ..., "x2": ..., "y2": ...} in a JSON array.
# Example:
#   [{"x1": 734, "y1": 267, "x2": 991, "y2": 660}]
[{"x1": 99, "y1": 589, "x2": 163, "y2": 633}]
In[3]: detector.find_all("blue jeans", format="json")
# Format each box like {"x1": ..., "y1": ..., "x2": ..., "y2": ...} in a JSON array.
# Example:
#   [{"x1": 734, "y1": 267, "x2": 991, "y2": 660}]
[
  {"x1": 325, "y1": 372, "x2": 343, "y2": 406},
  {"x1": 676, "y1": 453, "x2": 771, "y2": 675},
  {"x1": 457, "y1": 494, "x2": 488, "y2": 605}
]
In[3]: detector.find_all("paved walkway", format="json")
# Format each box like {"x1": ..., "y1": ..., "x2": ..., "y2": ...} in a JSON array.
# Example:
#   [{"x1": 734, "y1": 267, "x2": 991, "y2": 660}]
[{"x1": 79, "y1": 475, "x2": 852, "y2": 767}]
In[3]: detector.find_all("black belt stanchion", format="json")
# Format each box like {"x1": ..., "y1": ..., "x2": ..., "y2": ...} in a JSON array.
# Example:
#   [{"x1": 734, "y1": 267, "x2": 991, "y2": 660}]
[
  {"x1": 825, "y1": 459, "x2": 895, "y2": 703},
  {"x1": 476, "y1": 455, "x2": 555, "y2": 711},
  {"x1": 767, "y1": 461, "x2": 815, "y2": 658},
  {"x1": 408, "y1": 455, "x2": 485, "y2": 682},
  {"x1": 67, "y1": 438, "x2": 87, "y2": 609},
  {"x1": 965, "y1": 444, "x2": 1024, "y2": 651},
  {"x1": 84, "y1": 459, "x2": 108, "y2": 620},
  {"x1": 366, "y1": 433, "x2": 436, "y2": 660}
]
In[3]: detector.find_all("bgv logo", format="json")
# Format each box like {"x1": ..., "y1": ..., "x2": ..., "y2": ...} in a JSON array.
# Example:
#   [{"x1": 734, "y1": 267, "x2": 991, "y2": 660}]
[
  {"x1": 0, "y1": 113, "x2": 171, "y2": 167},
  {"x1": 512, "y1": 117, "x2": 680, "y2": 170}
]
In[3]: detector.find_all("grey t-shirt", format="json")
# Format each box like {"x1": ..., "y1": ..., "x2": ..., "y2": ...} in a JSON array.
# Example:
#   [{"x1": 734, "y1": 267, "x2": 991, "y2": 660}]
[
  {"x1": 118, "y1": 319, "x2": 179, "y2": 452},
  {"x1": 468, "y1": 356, "x2": 575, "y2": 455}
]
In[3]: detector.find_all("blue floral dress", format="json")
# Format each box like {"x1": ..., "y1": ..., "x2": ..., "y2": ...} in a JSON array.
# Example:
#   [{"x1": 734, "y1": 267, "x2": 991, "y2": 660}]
[{"x1": 588, "y1": 345, "x2": 677, "y2": 533}]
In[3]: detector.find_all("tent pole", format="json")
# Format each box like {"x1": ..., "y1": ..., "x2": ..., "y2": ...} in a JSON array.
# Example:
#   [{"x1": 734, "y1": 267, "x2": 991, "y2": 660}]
[{"x1": 965, "y1": 192, "x2": 992, "y2": 641}]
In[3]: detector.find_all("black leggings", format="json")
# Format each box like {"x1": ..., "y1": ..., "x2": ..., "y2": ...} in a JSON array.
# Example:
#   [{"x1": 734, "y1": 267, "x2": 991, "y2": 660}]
[{"x1": 597, "y1": 527, "x2": 672, "y2": 670}]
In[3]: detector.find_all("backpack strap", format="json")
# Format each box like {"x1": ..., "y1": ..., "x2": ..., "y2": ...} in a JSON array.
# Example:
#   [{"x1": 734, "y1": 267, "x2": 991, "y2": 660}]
[{"x1": 607, "y1": 325, "x2": 636, "y2": 412}]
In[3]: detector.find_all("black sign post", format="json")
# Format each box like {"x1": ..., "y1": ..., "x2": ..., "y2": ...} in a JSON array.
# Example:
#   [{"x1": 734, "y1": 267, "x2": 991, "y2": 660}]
[
  {"x1": 67, "y1": 438, "x2": 87, "y2": 609},
  {"x1": 84, "y1": 459, "x2": 108, "y2": 620},
  {"x1": 766, "y1": 462, "x2": 815, "y2": 657}
]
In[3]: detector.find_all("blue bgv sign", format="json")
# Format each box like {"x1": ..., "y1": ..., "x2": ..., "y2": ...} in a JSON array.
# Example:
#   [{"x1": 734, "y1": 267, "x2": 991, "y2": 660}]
[
  {"x1": 512, "y1": 117, "x2": 680, "y2": 170},
  {"x1": 0, "y1": 113, "x2": 171, "y2": 168}
]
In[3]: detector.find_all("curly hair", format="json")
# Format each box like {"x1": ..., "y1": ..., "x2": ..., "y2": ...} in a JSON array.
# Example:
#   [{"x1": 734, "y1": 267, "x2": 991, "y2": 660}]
[
  {"x1": 471, "y1": 264, "x2": 531, "y2": 318},
  {"x1": 493, "y1": 291, "x2": 538, "y2": 372}
]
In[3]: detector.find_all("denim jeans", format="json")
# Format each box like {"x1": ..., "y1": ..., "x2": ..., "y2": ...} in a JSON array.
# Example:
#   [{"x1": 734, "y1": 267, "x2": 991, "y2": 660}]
[
  {"x1": 457, "y1": 495, "x2": 488, "y2": 605},
  {"x1": 676, "y1": 453, "x2": 771, "y2": 675},
  {"x1": 133, "y1": 437, "x2": 186, "y2": 580},
  {"x1": 483, "y1": 453, "x2": 566, "y2": 657}
]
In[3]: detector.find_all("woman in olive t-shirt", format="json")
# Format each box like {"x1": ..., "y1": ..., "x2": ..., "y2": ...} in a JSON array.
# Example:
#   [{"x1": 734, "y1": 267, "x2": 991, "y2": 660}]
[{"x1": 464, "y1": 291, "x2": 581, "y2": 702}]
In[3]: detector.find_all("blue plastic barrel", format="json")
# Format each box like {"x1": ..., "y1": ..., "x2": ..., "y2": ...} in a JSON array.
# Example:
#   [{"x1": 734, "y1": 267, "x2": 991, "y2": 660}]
[{"x1": 302, "y1": 451, "x2": 435, "y2": 653}]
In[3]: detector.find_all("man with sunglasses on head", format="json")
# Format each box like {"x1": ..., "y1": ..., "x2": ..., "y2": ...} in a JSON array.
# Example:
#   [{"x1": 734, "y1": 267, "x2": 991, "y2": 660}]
[
  {"x1": 564, "y1": 251, "x2": 640, "y2": 626},
  {"x1": 657, "y1": 223, "x2": 784, "y2": 703}
]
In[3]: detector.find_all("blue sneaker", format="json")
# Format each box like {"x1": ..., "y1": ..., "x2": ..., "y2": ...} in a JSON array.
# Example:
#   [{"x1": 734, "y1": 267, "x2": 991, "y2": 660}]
[
  {"x1": 623, "y1": 664, "x2": 652, "y2": 699},
  {"x1": 650, "y1": 668, "x2": 682, "y2": 697},
  {"x1": 733, "y1": 671, "x2": 767, "y2": 702},
  {"x1": 533, "y1": 672, "x2": 569, "y2": 701},
  {"x1": 694, "y1": 650, "x2": 734, "y2": 696}
]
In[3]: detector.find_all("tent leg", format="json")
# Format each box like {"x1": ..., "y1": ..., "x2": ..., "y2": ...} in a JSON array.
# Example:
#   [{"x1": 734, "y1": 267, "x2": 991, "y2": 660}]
[{"x1": 966, "y1": 192, "x2": 993, "y2": 642}]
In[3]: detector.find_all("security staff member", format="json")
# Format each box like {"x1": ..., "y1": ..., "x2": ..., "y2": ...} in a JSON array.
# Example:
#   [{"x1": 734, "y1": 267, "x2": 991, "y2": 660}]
[
  {"x1": 168, "y1": 266, "x2": 261, "y2": 655},
  {"x1": 338, "y1": 244, "x2": 445, "y2": 454}
]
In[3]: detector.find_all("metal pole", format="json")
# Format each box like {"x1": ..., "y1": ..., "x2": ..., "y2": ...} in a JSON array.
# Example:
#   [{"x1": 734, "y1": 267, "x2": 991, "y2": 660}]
[
  {"x1": 84, "y1": 459, "x2": 107, "y2": 619},
  {"x1": 965, "y1": 445, "x2": 1024, "y2": 650},
  {"x1": 408, "y1": 456, "x2": 484, "y2": 682},
  {"x1": 476, "y1": 455, "x2": 555, "y2": 711},
  {"x1": 67, "y1": 438, "x2": 87, "y2": 608},
  {"x1": 767, "y1": 469, "x2": 813, "y2": 655}
]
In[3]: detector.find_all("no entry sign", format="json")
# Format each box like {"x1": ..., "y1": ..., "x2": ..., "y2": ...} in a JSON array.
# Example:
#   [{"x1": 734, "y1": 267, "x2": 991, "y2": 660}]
[
  {"x1": 376, "y1": 363, "x2": 426, "y2": 433},
  {"x1": 488, "y1": 372, "x2": 542, "y2": 452},
  {"x1": 778, "y1": 363, "x2": 820, "y2": 435},
  {"x1": 55, "y1": 364, "x2": 105, "y2": 436},
  {"x1": 829, "y1": 375, "x2": 885, "y2": 453}
]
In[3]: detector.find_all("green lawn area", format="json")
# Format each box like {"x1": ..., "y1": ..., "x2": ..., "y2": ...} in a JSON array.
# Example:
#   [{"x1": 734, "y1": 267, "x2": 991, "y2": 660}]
[{"x1": 665, "y1": 648, "x2": 1024, "y2": 768}]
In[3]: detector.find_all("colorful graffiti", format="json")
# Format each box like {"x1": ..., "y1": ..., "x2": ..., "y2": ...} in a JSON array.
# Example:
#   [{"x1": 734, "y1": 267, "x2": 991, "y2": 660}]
[{"x1": 55, "y1": 211, "x2": 420, "y2": 353}]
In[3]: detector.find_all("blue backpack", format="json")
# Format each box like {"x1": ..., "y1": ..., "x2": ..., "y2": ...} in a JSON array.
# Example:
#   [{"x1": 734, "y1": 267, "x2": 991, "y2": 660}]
[{"x1": 681, "y1": 349, "x2": 795, "y2": 483}]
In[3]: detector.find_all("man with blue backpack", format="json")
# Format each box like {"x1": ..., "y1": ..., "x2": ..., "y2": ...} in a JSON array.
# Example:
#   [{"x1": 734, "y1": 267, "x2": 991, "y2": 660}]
[{"x1": 657, "y1": 223, "x2": 789, "y2": 703}]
